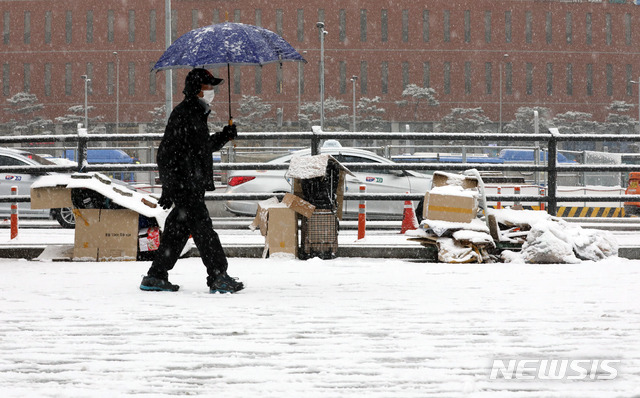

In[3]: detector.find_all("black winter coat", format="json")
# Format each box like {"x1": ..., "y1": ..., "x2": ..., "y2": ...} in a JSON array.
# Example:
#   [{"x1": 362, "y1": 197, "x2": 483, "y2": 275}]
[{"x1": 157, "y1": 95, "x2": 229, "y2": 199}]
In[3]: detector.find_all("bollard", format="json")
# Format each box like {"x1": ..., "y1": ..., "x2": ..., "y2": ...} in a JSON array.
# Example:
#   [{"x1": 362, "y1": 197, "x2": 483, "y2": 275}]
[
  {"x1": 357, "y1": 185, "x2": 366, "y2": 240},
  {"x1": 497, "y1": 186, "x2": 502, "y2": 209},
  {"x1": 10, "y1": 186, "x2": 18, "y2": 239},
  {"x1": 514, "y1": 186, "x2": 521, "y2": 206},
  {"x1": 540, "y1": 187, "x2": 546, "y2": 211}
]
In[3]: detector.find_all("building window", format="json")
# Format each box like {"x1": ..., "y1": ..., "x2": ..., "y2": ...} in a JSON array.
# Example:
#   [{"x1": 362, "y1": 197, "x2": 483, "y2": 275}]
[
  {"x1": 606, "y1": 14, "x2": 611, "y2": 46},
  {"x1": 339, "y1": 9, "x2": 346, "y2": 42},
  {"x1": 276, "y1": 64, "x2": 283, "y2": 94},
  {"x1": 444, "y1": 10, "x2": 450, "y2": 42},
  {"x1": 24, "y1": 11, "x2": 30, "y2": 44},
  {"x1": 423, "y1": 10, "x2": 430, "y2": 42},
  {"x1": 506, "y1": 62, "x2": 512, "y2": 95},
  {"x1": 2, "y1": 64, "x2": 9, "y2": 96},
  {"x1": 566, "y1": 63, "x2": 573, "y2": 96},
  {"x1": 23, "y1": 63, "x2": 31, "y2": 92},
  {"x1": 276, "y1": 9, "x2": 283, "y2": 36},
  {"x1": 360, "y1": 9, "x2": 367, "y2": 42},
  {"x1": 150, "y1": 10, "x2": 156, "y2": 42},
  {"x1": 45, "y1": 11, "x2": 51, "y2": 44},
  {"x1": 423, "y1": 62, "x2": 430, "y2": 88},
  {"x1": 66, "y1": 11, "x2": 72, "y2": 44},
  {"x1": 297, "y1": 9, "x2": 304, "y2": 42},
  {"x1": 381, "y1": 62, "x2": 388, "y2": 94},
  {"x1": 128, "y1": 62, "x2": 135, "y2": 96},
  {"x1": 505, "y1": 11, "x2": 511, "y2": 43},
  {"x1": 546, "y1": 63, "x2": 553, "y2": 96},
  {"x1": 381, "y1": 10, "x2": 388, "y2": 42},
  {"x1": 566, "y1": 12, "x2": 572, "y2": 44},
  {"x1": 191, "y1": 10, "x2": 199, "y2": 29},
  {"x1": 627, "y1": 65, "x2": 633, "y2": 97},
  {"x1": 65, "y1": 63, "x2": 72, "y2": 96},
  {"x1": 339, "y1": 61, "x2": 346, "y2": 94},
  {"x1": 586, "y1": 64, "x2": 593, "y2": 96},
  {"x1": 546, "y1": 12, "x2": 552, "y2": 44},
  {"x1": 606, "y1": 64, "x2": 613, "y2": 96},
  {"x1": 444, "y1": 62, "x2": 451, "y2": 94},
  {"x1": 44, "y1": 63, "x2": 52, "y2": 97},
  {"x1": 525, "y1": 11, "x2": 532, "y2": 44},
  {"x1": 107, "y1": 62, "x2": 114, "y2": 95},
  {"x1": 299, "y1": 64, "x2": 304, "y2": 95},
  {"x1": 171, "y1": 10, "x2": 177, "y2": 42},
  {"x1": 108, "y1": 10, "x2": 114, "y2": 43},
  {"x1": 255, "y1": 66, "x2": 262, "y2": 94},
  {"x1": 464, "y1": 62, "x2": 471, "y2": 94},
  {"x1": 402, "y1": 62, "x2": 410, "y2": 90},
  {"x1": 526, "y1": 63, "x2": 533, "y2": 95},
  {"x1": 3, "y1": 12, "x2": 9, "y2": 45},
  {"x1": 586, "y1": 13, "x2": 592, "y2": 45},
  {"x1": 129, "y1": 10, "x2": 136, "y2": 42},
  {"x1": 213, "y1": 10, "x2": 220, "y2": 25},
  {"x1": 464, "y1": 10, "x2": 470, "y2": 43},
  {"x1": 253, "y1": 9, "x2": 260, "y2": 26},
  {"x1": 485, "y1": 11, "x2": 491, "y2": 43},
  {"x1": 403, "y1": 10, "x2": 409, "y2": 43},
  {"x1": 86, "y1": 62, "x2": 93, "y2": 95},
  {"x1": 86, "y1": 11, "x2": 93, "y2": 43},
  {"x1": 149, "y1": 62, "x2": 156, "y2": 95},
  {"x1": 360, "y1": 61, "x2": 368, "y2": 94},
  {"x1": 625, "y1": 13, "x2": 632, "y2": 46},
  {"x1": 485, "y1": 62, "x2": 492, "y2": 94},
  {"x1": 234, "y1": 67, "x2": 241, "y2": 94}
]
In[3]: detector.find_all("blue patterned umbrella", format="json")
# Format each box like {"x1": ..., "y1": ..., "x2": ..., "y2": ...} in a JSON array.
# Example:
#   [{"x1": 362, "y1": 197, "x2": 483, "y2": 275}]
[{"x1": 153, "y1": 22, "x2": 307, "y2": 122}]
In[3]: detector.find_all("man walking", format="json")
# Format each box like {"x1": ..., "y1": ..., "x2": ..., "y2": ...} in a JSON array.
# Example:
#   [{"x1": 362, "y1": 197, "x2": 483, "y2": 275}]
[{"x1": 140, "y1": 68, "x2": 244, "y2": 294}]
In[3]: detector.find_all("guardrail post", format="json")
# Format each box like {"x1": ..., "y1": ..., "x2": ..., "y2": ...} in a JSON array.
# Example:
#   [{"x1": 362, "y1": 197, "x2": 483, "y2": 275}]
[
  {"x1": 77, "y1": 123, "x2": 88, "y2": 172},
  {"x1": 547, "y1": 128, "x2": 559, "y2": 215},
  {"x1": 357, "y1": 185, "x2": 366, "y2": 240},
  {"x1": 311, "y1": 126, "x2": 321, "y2": 156}
]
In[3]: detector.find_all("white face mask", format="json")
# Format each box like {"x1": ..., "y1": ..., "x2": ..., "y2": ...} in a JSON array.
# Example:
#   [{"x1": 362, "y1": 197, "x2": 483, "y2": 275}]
[{"x1": 201, "y1": 89, "x2": 215, "y2": 104}]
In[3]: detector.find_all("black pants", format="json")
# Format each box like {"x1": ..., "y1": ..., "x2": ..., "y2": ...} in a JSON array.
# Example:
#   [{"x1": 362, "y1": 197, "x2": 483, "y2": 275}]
[{"x1": 147, "y1": 194, "x2": 227, "y2": 286}]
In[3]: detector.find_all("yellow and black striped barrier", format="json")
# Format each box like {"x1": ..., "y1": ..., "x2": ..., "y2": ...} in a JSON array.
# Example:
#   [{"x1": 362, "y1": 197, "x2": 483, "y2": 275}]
[{"x1": 487, "y1": 205, "x2": 626, "y2": 217}]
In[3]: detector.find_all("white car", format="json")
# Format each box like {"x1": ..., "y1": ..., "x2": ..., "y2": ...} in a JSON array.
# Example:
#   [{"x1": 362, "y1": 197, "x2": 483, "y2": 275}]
[
  {"x1": 224, "y1": 143, "x2": 432, "y2": 219},
  {"x1": 0, "y1": 147, "x2": 75, "y2": 228}
]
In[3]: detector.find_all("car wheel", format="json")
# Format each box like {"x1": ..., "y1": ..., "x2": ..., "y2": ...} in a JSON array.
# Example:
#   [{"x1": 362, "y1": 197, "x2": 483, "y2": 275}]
[{"x1": 53, "y1": 207, "x2": 76, "y2": 229}]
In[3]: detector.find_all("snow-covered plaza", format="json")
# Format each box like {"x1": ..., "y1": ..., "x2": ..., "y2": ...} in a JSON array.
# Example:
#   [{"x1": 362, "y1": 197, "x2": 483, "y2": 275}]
[{"x1": 1, "y1": 254, "x2": 639, "y2": 397}]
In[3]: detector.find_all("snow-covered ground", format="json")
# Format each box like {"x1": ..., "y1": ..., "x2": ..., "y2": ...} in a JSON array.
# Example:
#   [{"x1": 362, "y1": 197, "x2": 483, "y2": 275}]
[{"x1": 1, "y1": 250, "x2": 640, "y2": 397}]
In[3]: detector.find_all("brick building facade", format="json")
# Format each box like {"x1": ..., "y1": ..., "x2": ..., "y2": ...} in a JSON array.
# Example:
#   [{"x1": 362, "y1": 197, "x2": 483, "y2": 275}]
[{"x1": 1, "y1": 0, "x2": 640, "y2": 131}]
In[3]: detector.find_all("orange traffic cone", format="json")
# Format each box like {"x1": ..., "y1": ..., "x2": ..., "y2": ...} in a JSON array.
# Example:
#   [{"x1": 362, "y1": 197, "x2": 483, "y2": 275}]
[{"x1": 400, "y1": 199, "x2": 419, "y2": 234}]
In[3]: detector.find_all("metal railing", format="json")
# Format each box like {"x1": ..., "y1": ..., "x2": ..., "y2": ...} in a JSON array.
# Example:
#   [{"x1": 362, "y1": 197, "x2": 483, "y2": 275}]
[{"x1": 1, "y1": 128, "x2": 640, "y2": 216}]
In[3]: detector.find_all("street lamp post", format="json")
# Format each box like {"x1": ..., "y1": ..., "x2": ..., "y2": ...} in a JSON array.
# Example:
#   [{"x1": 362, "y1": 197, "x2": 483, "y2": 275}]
[
  {"x1": 499, "y1": 53, "x2": 509, "y2": 133},
  {"x1": 298, "y1": 50, "x2": 307, "y2": 129},
  {"x1": 113, "y1": 51, "x2": 120, "y2": 133},
  {"x1": 317, "y1": 22, "x2": 327, "y2": 131},
  {"x1": 81, "y1": 75, "x2": 90, "y2": 130},
  {"x1": 350, "y1": 75, "x2": 358, "y2": 132}
]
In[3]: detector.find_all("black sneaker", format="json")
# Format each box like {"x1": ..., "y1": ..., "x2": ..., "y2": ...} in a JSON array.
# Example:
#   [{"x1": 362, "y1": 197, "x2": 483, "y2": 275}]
[
  {"x1": 140, "y1": 275, "x2": 180, "y2": 292},
  {"x1": 209, "y1": 272, "x2": 244, "y2": 294}
]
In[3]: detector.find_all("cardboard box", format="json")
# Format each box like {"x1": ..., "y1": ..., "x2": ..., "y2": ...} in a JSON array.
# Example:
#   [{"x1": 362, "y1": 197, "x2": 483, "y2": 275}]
[
  {"x1": 424, "y1": 191, "x2": 477, "y2": 223},
  {"x1": 73, "y1": 209, "x2": 139, "y2": 261},
  {"x1": 423, "y1": 171, "x2": 479, "y2": 223},
  {"x1": 265, "y1": 206, "x2": 299, "y2": 257},
  {"x1": 30, "y1": 186, "x2": 72, "y2": 209}
]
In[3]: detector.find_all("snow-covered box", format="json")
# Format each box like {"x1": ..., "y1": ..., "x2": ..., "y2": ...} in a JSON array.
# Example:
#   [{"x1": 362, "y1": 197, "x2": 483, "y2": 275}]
[
  {"x1": 423, "y1": 171, "x2": 479, "y2": 223},
  {"x1": 31, "y1": 173, "x2": 168, "y2": 262}
]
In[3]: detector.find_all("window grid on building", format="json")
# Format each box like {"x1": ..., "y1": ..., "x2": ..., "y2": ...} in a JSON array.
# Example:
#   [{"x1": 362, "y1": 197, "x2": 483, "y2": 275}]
[
  {"x1": 297, "y1": 9, "x2": 304, "y2": 42},
  {"x1": 65, "y1": 63, "x2": 72, "y2": 96},
  {"x1": 360, "y1": 9, "x2": 367, "y2": 42},
  {"x1": 626, "y1": 64, "x2": 632, "y2": 97},
  {"x1": 44, "y1": 63, "x2": 52, "y2": 97},
  {"x1": 586, "y1": 13, "x2": 592, "y2": 45},
  {"x1": 505, "y1": 11, "x2": 511, "y2": 43},
  {"x1": 86, "y1": 62, "x2": 93, "y2": 95},
  {"x1": 403, "y1": 10, "x2": 410, "y2": 43},
  {"x1": 506, "y1": 62, "x2": 513, "y2": 95},
  {"x1": 423, "y1": 10, "x2": 429, "y2": 42},
  {"x1": 625, "y1": 13, "x2": 632, "y2": 46},
  {"x1": 444, "y1": 10, "x2": 450, "y2": 42},
  {"x1": 128, "y1": 62, "x2": 135, "y2": 96},
  {"x1": 485, "y1": 11, "x2": 491, "y2": 43},
  {"x1": 86, "y1": 11, "x2": 93, "y2": 43},
  {"x1": 255, "y1": 66, "x2": 262, "y2": 94},
  {"x1": 23, "y1": 63, "x2": 30, "y2": 92},
  {"x1": 546, "y1": 12, "x2": 552, "y2": 44},
  {"x1": 2, "y1": 64, "x2": 9, "y2": 96},
  {"x1": 129, "y1": 11, "x2": 136, "y2": 42},
  {"x1": 485, "y1": 62, "x2": 492, "y2": 94},
  {"x1": 339, "y1": 9, "x2": 346, "y2": 42},
  {"x1": 107, "y1": 62, "x2": 114, "y2": 96},
  {"x1": 525, "y1": 11, "x2": 532, "y2": 44},
  {"x1": 546, "y1": 63, "x2": 553, "y2": 96},
  {"x1": 423, "y1": 62, "x2": 430, "y2": 88},
  {"x1": 276, "y1": 9, "x2": 283, "y2": 36},
  {"x1": 3, "y1": 12, "x2": 9, "y2": 44},
  {"x1": 65, "y1": 11, "x2": 72, "y2": 44},
  {"x1": 23, "y1": 11, "x2": 30, "y2": 44},
  {"x1": 566, "y1": 63, "x2": 573, "y2": 96},
  {"x1": 108, "y1": 10, "x2": 114, "y2": 43},
  {"x1": 606, "y1": 14, "x2": 612, "y2": 46},
  {"x1": 191, "y1": 9, "x2": 199, "y2": 29},
  {"x1": 45, "y1": 11, "x2": 51, "y2": 44},
  {"x1": 566, "y1": 12, "x2": 572, "y2": 44},
  {"x1": 381, "y1": 10, "x2": 388, "y2": 42},
  {"x1": 464, "y1": 10, "x2": 470, "y2": 43}
]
